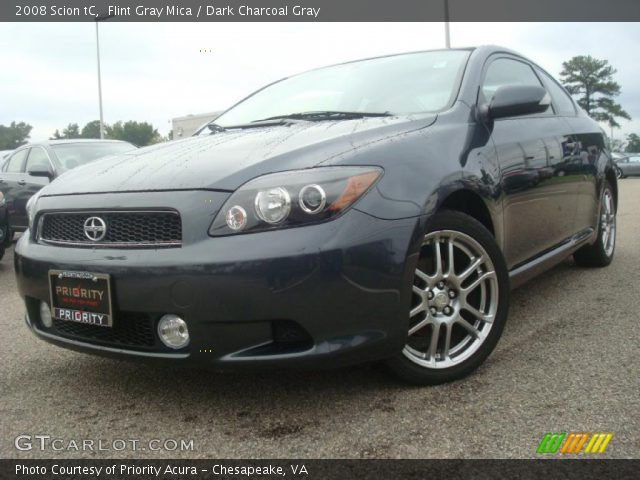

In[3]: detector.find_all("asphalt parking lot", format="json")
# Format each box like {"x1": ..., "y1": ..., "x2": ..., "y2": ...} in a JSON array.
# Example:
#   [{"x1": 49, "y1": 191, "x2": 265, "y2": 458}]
[{"x1": 1, "y1": 180, "x2": 639, "y2": 460}]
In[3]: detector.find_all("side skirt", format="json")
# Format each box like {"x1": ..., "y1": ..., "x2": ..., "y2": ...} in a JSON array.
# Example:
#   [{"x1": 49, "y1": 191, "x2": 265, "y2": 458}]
[{"x1": 508, "y1": 228, "x2": 595, "y2": 290}]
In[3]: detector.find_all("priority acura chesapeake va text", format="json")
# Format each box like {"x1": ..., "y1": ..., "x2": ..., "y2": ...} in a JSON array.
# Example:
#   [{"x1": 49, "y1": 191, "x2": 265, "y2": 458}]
[{"x1": 15, "y1": 46, "x2": 617, "y2": 384}]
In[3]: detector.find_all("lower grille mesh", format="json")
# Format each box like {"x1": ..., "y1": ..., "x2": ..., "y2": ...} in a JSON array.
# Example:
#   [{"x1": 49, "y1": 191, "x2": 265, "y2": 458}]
[{"x1": 51, "y1": 314, "x2": 156, "y2": 349}]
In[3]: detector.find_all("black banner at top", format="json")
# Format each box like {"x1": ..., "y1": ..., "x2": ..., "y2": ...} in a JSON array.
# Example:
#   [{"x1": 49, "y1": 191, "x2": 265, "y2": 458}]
[{"x1": 3, "y1": 0, "x2": 640, "y2": 22}]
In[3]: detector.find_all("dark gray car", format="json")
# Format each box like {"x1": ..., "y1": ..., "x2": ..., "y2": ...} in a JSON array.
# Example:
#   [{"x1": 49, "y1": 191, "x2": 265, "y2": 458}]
[
  {"x1": 0, "y1": 140, "x2": 136, "y2": 234},
  {"x1": 14, "y1": 46, "x2": 617, "y2": 385}
]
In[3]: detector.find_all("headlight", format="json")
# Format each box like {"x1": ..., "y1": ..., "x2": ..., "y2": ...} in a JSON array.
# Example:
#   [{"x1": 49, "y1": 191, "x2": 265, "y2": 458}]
[
  {"x1": 26, "y1": 194, "x2": 39, "y2": 230},
  {"x1": 209, "y1": 166, "x2": 382, "y2": 236}
]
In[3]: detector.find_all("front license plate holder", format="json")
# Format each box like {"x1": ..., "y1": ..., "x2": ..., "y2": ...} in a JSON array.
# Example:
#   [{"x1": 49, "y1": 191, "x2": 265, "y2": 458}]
[{"x1": 48, "y1": 270, "x2": 114, "y2": 327}]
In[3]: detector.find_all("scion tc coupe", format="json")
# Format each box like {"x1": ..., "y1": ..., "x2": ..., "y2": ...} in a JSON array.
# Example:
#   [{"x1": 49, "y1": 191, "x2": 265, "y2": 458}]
[{"x1": 14, "y1": 46, "x2": 617, "y2": 384}]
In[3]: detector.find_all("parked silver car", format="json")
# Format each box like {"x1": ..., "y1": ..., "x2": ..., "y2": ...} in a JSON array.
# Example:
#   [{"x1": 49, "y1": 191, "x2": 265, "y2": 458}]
[{"x1": 614, "y1": 154, "x2": 640, "y2": 178}]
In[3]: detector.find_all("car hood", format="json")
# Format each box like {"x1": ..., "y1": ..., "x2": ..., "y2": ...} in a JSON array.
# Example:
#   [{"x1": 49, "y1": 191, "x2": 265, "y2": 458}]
[{"x1": 42, "y1": 115, "x2": 436, "y2": 196}]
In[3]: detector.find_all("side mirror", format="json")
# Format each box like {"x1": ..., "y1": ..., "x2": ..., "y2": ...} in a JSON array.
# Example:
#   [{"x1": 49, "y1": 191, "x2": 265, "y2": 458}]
[
  {"x1": 484, "y1": 85, "x2": 550, "y2": 120},
  {"x1": 28, "y1": 166, "x2": 54, "y2": 180}
]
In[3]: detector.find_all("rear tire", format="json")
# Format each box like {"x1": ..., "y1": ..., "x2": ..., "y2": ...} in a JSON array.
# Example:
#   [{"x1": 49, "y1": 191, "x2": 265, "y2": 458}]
[
  {"x1": 573, "y1": 181, "x2": 616, "y2": 268},
  {"x1": 385, "y1": 210, "x2": 509, "y2": 385},
  {"x1": 0, "y1": 226, "x2": 13, "y2": 248},
  {"x1": 615, "y1": 166, "x2": 623, "y2": 179},
  {"x1": 0, "y1": 226, "x2": 9, "y2": 248}
]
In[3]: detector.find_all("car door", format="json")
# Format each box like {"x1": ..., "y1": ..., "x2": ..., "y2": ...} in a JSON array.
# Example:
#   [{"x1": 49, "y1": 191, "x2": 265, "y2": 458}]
[
  {"x1": 18, "y1": 146, "x2": 55, "y2": 225},
  {"x1": 536, "y1": 68, "x2": 605, "y2": 238},
  {"x1": 628, "y1": 156, "x2": 640, "y2": 175},
  {"x1": 480, "y1": 56, "x2": 580, "y2": 268},
  {"x1": 0, "y1": 147, "x2": 30, "y2": 230}
]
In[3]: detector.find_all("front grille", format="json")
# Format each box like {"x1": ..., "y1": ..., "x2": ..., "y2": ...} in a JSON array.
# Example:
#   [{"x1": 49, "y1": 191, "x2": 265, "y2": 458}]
[
  {"x1": 51, "y1": 313, "x2": 158, "y2": 350},
  {"x1": 39, "y1": 211, "x2": 181, "y2": 248}
]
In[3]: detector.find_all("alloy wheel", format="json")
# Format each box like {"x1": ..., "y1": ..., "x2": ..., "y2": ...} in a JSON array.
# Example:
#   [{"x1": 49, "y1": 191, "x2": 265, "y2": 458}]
[
  {"x1": 403, "y1": 230, "x2": 499, "y2": 369},
  {"x1": 601, "y1": 189, "x2": 616, "y2": 257}
]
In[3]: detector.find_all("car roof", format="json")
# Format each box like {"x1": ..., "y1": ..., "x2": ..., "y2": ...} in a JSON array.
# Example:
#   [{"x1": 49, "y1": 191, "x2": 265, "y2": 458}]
[
  {"x1": 297, "y1": 45, "x2": 533, "y2": 73},
  {"x1": 28, "y1": 139, "x2": 132, "y2": 146}
]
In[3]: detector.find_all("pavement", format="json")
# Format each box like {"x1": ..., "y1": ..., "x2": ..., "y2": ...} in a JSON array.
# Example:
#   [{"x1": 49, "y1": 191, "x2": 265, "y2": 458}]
[{"x1": 1, "y1": 180, "x2": 638, "y2": 459}]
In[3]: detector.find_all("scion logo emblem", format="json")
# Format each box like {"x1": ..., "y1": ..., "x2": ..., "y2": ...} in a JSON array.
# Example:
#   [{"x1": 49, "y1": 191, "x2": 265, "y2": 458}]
[{"x1": 83, "y1": 217, "x2": 107, "y2": 242}]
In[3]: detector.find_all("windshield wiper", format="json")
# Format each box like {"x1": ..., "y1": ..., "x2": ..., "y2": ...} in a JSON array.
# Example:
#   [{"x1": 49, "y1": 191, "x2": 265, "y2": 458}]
[
  {"x1": 207, "y1": 123, "x2": 226, "y2": 132},
  {"x1": 206, "y1": 119, "x2": 290, "y2": 133},
  {"x1": 252, "y1": 111, "x2": 393, "y2": 122}
]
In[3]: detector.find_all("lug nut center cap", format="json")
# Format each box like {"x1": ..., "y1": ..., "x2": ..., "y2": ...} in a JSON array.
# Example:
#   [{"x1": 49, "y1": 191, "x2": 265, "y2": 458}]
[{"x1": 433, "y1": 292, "x2": 449, "y2": 309}]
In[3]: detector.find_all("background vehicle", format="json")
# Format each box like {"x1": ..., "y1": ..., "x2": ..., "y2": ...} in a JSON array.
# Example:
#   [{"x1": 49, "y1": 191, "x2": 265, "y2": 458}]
[
  {"x1": 0, "y1": 140, "x2": 136, "y2": 235},
  {"x1": 0, "y1": 191, "x2": 7, "y2": 260},
  {"x1": 15, "y1": 47, "x2": 617, "y2": 385},
  {"x1": 0, "y1": 150, "x2": 12, "y2": 171},
  {"x1": 615, "y1": 154, "x2": 640, "y2": 177}
]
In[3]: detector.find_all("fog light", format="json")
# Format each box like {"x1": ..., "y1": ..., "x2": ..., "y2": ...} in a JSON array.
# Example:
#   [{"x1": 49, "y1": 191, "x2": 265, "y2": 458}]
[
  {"x1": 157, "y1": 314, "x2": 189, "y2": 349},
  {"x1": 40, "y1": 301, "x2": 53, "y2": 328}
]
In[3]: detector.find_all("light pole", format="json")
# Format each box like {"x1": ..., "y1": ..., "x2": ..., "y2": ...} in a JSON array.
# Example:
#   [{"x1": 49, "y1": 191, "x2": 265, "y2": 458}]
[
  {"x1": 444, "y1": 0, "x2": 451, "y2": 48},
  {"x1": 95, "y1": 22, "x2": 104, "y2": 139},
  {"x1": 95, "y1": 14, "x2": 114, "y2": 139}
]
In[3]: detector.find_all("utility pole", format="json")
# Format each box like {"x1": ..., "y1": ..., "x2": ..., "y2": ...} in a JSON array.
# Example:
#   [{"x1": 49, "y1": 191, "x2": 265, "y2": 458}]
[
  {"x1": 95, "y1": 14, "x2": 114, "y2": 139},
  {"x1": 95, "y1": 21, "x2": 104, "y2": 139},
  {"x1": 444, "y1": 0, "x2": 451, "y2": 48}
]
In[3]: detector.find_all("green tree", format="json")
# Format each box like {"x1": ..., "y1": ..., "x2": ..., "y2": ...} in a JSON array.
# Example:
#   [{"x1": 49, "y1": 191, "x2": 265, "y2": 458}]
[
  {"x1": 81, "y1": 120, "x2": 103, "y2": 139},
  {"x1": 0, "y1": 121, "x2": 33, "y2": 149},
  {"x1": 610, "y1": 138, "x2": 626, "y2": 153},
  {"x1": 63, "y1": 123, "x2": 81, "y2": 139},
  {"x1": 560, "y1": 55, "x2": 631, "y2": 128},
  {"x1": 50, "y1": 123, "x2": 81, "y2": 140},
  {"x1": 625, "y1": 133, "x2": 640, "y2": 153},
  {"x1": 50, "y1": 129, "x2": 64, "y2": 140},
  {"x1": 106, "y1": 120, "x2": 160, "y2": 146}
]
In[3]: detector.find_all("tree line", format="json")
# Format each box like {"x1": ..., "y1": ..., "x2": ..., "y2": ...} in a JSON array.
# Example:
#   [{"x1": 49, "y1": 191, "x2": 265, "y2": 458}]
[
  {"x1": 0, "y1": 54, "x2": 638, "y2": 152},
  {"x1": 50, "y1": 120, "x2": 163, "y2": 147},
  {"x1": 0, "y1": 120, "x2": 164, "y2": 150}
]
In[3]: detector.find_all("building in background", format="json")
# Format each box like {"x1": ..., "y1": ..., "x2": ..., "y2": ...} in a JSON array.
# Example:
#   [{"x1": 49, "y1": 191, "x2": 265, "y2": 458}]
[{"x1": 171, "y1": 111, "x2": 222, "y2": 138}]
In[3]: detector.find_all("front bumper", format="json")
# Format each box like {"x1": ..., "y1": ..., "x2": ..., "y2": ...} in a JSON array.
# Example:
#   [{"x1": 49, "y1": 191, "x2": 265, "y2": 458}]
[{"x1": 15, "y1": 191, "x2": 419, "y2": 368}]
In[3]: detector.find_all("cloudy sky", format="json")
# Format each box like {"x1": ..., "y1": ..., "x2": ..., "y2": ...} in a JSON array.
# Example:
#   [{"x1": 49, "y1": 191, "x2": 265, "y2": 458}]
[{"x1": 1, "y1": 22, "x2": 639, "y2": 142}]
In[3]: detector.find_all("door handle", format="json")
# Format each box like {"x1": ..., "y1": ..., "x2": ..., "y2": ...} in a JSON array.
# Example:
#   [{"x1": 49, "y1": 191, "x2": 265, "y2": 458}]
[{"x1": 17, "y1": 180, "x2": 26, "y2": 185}]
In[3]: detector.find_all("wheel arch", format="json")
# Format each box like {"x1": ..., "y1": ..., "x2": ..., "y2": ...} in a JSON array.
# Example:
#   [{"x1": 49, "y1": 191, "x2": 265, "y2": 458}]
[{"x1": 438, "y1": 189, "x2": 497, "y2": 238}]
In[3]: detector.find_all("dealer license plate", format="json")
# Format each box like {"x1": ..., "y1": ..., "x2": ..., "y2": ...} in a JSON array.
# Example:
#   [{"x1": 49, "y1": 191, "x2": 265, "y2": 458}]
[{"x1": 48, "y1": 270, "x2": 113, "y2": 327}]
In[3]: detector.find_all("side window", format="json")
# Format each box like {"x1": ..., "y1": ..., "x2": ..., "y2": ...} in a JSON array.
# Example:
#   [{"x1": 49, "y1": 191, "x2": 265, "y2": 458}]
[
  {"x1": 25, "y1": 147, "x2": 51, "y2": 172},
  {"x1": 481, "y1": 58, "x2": 544, "y2": 104},
  {"x1": 539, "y1": 70, "x2": 576, "y2": 116},
  {"x1": 5, "y1": 149, "x2": 29, "y2": 173}
]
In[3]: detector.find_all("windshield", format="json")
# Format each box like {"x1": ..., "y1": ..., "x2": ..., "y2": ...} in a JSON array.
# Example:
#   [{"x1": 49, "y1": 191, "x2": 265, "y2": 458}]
[
  {"x1": 214, "y1": 50, "x2": 470, "y2": 127},
  {"x1": 52, "y1": 142, "x2": 136, "y2": 171}
]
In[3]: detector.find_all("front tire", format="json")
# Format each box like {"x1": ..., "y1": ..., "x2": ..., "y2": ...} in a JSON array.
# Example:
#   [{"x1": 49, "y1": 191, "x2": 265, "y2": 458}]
[
  {"x1": 573, "y1": 181, "x2": 616, "y2": 268},
  {"x1": 386, "y1": 210, "x2": 510, "y2": 385}
]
